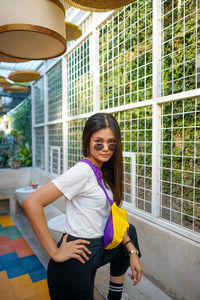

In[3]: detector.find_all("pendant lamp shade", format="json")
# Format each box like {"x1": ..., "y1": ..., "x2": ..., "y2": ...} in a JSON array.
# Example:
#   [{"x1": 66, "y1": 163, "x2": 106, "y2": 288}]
[
  {"x1": 64, "y1": 0, "x2": 134, "y2": 11},
  {"x1": 0, "y1": 0, "x2": 66, "y2": 60},
  {"x1": 3, "y1": 85, "x2": 30, "y2": 93},
  {"x1": 8, "y1": 70, "x2": 41, "y2": 83},
  {"x1": 0, "y1": 53, "x2": 28, "y2": 63},
  {"x1": 65, "y1": 22, "x2": 82, "y2": 41},
  {"x1": 0, "y1": 79, "x2": 11, "y2": 88}
]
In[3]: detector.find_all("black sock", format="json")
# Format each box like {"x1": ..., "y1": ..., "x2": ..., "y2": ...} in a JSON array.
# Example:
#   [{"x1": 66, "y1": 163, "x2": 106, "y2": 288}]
[{"x1": 107, "y1": 281, "x2": 123, "y2": 300}]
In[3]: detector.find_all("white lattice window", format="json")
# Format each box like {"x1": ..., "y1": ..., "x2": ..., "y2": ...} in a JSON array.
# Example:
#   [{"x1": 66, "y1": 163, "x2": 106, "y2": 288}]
[
  {"x1": 50, "y1": 146, "x2": 61, "y2": 176},
  {"x1": 123, "y1": 152, "x2": 136, "y2": 205}
]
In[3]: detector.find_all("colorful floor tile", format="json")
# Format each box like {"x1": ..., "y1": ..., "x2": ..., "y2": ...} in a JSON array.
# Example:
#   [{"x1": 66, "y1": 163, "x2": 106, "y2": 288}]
[{"x1": 0, "y1": 216, "x2": 50, "y2": 300}]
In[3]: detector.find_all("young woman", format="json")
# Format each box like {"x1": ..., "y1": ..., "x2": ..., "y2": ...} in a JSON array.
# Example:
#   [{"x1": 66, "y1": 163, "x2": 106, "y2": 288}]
[{"x1": 23, "y1": 113, "x2": 143, "y2": 300}]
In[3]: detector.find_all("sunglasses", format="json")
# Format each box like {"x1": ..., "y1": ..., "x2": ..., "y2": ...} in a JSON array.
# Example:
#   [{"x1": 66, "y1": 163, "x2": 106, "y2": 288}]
[{"x1": 94, "y1": 143, "x2": 117, "y2": 151}]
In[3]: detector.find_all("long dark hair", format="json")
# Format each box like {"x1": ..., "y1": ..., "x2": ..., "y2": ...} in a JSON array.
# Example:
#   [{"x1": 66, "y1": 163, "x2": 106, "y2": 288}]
[{"x1": 82, "y1": 113, "x2": 123, "y2": 206}]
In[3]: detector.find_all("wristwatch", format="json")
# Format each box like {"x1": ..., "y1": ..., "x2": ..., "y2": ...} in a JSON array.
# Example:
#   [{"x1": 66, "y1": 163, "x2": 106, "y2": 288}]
[{"x1": 128, "y1": 249, "x2": 139, "y2": 256}]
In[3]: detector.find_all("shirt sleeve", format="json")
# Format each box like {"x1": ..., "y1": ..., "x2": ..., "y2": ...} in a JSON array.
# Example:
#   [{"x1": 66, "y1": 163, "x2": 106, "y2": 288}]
[{"x1": 51, "y1": 162, "x2": 93, "y2": 200}]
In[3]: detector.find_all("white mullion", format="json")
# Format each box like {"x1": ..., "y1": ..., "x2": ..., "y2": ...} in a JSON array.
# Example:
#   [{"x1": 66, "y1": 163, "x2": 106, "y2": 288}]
[
  {"x1": 151, "y1": 0, "x2": 162, "y2": 218},
  {"x1": 144, "y1": 1, "x2": 147, "y2": 101},
  {"x1": 116, "y1": 15, "x2": 120, "y2": 106},
  {"x1": 171, "y1": 1, "x2": 174, "y2": 94},
  {"x1": 144, "y1": 109, "x2": 147, "y2": 210},
  {"x1": 44, "y1": 61, "x2": 49, "y2": 173},
  {"x1": 31, "y1": 83, "x2": 36, "y2": 168},
  {"x1": 62, "y1": 55, "x2": 68, "y2": 171},
  {"x1": 137, "y1": 2, "x2": 139, "y2": 102},
  {"x1": 181, "y1": 101, "x2": 184, "y2": 227},
  {"x1": 90, "y1": 14, "x2": 100, "y2": 113},
  {"x1": 195, "y1": 0, "x2": 198, "y2": 89},
  {"x1": 183, "y1": 0, "x2": 186, "y2": 92},
  {"x1": 123, "y1": 7, "x2": 126, "y2": 106},
  {"x1": 170, "y1": 103, "x2": 173, "y2": 223},
  {"x1": 193, "y1": 98, "x2": 197, "y2": 230}
]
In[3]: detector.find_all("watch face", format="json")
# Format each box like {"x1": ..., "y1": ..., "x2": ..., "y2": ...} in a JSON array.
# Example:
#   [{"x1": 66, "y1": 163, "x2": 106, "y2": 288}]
[{"x1": 128, "y1": 249, "x2": 138, "y2": 256}]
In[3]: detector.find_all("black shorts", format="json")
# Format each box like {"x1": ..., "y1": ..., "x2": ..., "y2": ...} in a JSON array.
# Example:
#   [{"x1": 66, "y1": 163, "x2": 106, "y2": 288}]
[{"x1": 47, "y1": 224, "x2": 141, "y2": 300}]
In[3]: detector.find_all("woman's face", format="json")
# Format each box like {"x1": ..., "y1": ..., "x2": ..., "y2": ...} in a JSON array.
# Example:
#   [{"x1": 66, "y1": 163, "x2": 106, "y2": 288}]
[{"x1": 87, "y1": 127, "x2": 116, "y2": 168}]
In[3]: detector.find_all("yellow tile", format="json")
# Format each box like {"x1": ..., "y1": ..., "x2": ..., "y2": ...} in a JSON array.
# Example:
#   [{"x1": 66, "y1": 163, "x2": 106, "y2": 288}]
[
  {"x1": 39, "y1": 291, "x2": 51, "y2": 300},
  {"x1": 0, "y1": 290, "x2": 17, "y2": 300},
  {"x1": 0, "y1": 216, "x2": 15, "y2": 226},
  {"x1": 9, "y1": 274, "x2": 32, "y2": 290},
  {"x1": 25, "y1": 295, "x2": 41, "y2": 300},
  {"x1": 33, "y1": 279, "x2": 49, "y2": 294},
  {"x1": 13, "y1": 285, "x2": 37, "y2": 300},
  {"x1": 0, "y1": 278, "x2": 11, "y2": 294},
  {"x1": 0, "y1": 271, "x2": 9, "y2": 281}
]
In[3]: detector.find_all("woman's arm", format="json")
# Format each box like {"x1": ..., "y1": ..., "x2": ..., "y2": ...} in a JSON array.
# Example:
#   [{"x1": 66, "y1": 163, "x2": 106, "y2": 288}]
[
  {"x1": 22, "y1": 182, "x2": 91, "y2": 263},
  {"x1": 122, "y1": 233, "x2": 143, "y2": 285}
]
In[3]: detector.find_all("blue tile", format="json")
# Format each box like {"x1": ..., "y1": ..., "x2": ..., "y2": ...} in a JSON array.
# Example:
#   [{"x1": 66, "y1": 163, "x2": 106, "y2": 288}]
[
  {"x1": 6, "y1": 264, "x2": 27, "y2": 278},
  {"x1": 0, "y1": 261, "x2": 4, "y2": 271},
  {"x1": 20, "y1": 255, "x2": 44, "y2": 273},
  {"x1": 4, "y1": 258, "x2": 21, "y2": 269},
  {"x1": 29, "y1": 268, "x2": 47, "y2": 282},
  {"x1": 0, "y1": 252, "x2": 18, "y2": 264}
]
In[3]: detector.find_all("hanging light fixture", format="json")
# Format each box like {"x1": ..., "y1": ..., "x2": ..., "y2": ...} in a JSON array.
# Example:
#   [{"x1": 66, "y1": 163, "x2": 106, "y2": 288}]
[
  {"x1": 0, "y1": 0, "x2": 66, "y2": 60},
  {"x1": 65, "y1": 21, "x2": 82, "y2": 41},
  {"x1": 0, "y1": 78, "x2": 11, "y2": 88},
  {"x1": 64, "y1": 0, "x2": 134, "y2": 11},
  {"x1": 0, "y1": 97, "x2": 3, "y2": 110},
  {"x1": 3, "y1": 85, "x2": 30, "y2": 93},
  {"x1": 8, "y1": 70, "x2": 41, "y2": 83},
  {"x1": 0, "y1": 53, "x2": 28, "y2": 63}
]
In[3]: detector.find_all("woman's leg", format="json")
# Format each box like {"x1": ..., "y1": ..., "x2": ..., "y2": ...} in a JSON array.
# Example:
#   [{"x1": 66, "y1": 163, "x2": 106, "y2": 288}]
[
  {"x1": 101, "y1": 224, "x2": 141, "y2": 300},
  {"x1": 47, "y1": 234, "x2": 104, "y2": 300}
]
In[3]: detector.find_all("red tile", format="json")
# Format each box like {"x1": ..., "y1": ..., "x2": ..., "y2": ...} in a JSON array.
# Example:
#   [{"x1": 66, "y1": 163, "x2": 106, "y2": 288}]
[
  {"x1": 17, "y1": 247, "x2": 34, "y2": 258},
  {"x1": 0, "y1": 236, "x2": 10, "y2": 245},
  {"x1": 0, "y1": 244, "x2": 14, "y2": 255},
  {"x1": 11, "y1": 238, "x2": 30, "y2": 251}
]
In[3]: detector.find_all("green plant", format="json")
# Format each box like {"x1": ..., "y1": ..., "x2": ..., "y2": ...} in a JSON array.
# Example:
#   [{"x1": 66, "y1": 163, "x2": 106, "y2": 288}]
[
  {"x1": 0, "y1": 131, "x2": 9, "y2": 168},
  {"x1": 17, "y1": 142, "x2": 32, "y2": 167},
  {"x1": 7, "y1": 129, "x2": 24, "y2": 163}
]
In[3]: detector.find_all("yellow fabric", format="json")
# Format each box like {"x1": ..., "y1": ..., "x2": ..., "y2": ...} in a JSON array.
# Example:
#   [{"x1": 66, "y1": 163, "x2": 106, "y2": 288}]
[{"x1": 105, "y1": 203, "x2": 130, "y2": 250}]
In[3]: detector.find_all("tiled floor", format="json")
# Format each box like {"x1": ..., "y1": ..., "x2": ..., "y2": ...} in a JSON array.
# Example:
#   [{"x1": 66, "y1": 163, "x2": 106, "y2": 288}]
[{"x1": 0, "y1": 215, "x2": 50, "y2": 300}]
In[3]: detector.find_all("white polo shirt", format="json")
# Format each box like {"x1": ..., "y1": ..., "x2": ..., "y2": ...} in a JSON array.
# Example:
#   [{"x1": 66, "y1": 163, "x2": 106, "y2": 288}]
[{"x1": 52, "y1": 161, "x2": 112, "y2": 238}]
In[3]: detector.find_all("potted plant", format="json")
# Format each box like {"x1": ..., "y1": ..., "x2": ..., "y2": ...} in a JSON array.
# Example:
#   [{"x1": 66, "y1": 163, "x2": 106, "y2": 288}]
[
  {"x1": 7, "y1": 129, "x2": 24, "y2": 169},
  {"x1": 31, "y1": 179, "x2": 38, "y2": 189}
]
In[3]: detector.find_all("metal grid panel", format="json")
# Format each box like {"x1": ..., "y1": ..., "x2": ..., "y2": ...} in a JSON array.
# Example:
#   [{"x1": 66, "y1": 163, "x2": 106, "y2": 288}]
[
  {"x1": 66, "y1": 39, "x2": 93, "y2": 116},
  {"x1": 114, "y1": 106, "x2": 152, "y2": 213},
  {"x1": 160, "y1": 98, "x2": 200, "y2": 233},
  {"x1": 35, "y1": 127, "x2": 45, "y2": 170},
  {"x1": 161, "y1": 0, "x2": 199, "y2": 96},
  {"x1": 67, "y1": 119, "x2": 85, "y2": 167},
  {"x1": 99, "y1": 1, "x2": 153, "y2": 110},
  {"x1": 33, "y1": 78, "x2": 44, "y2": 125},
  {"x1": 50, "y1": 146, "x2": 61, "y2": 175},
  {"x1": 123, "y1": 153, "x2": 136, "y2": 204},
  {"x1": 48, "y1": 123, "x2": 63, "y2": 173},
  {"x1": 47, "y1": 62, "x2": 62, "y2": 122}
]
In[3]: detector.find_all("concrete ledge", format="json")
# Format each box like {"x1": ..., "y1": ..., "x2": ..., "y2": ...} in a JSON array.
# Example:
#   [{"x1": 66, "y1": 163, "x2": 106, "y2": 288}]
[
  {"x1": 129, "y1": 214, "x2": 200, "y2": 300},
  {"x1": 0, "y1": 190, "x2": 19, "y2": 215}
]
